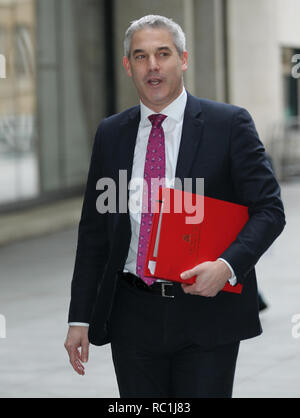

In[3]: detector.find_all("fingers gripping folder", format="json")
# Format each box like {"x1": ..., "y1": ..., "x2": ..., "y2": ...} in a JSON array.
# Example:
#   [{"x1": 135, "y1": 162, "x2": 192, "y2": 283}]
[{"x1": 145, "y1": 188, "x2": 249, "y2": 294}]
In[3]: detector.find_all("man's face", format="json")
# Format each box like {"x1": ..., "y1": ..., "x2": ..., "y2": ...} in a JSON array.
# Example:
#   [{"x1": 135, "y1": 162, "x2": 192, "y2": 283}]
[{"x1": 123, "y1": 28, "x2": 188, "y2": 112}]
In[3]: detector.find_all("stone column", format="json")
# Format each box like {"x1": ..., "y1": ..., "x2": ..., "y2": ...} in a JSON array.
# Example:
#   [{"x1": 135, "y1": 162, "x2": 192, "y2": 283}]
[{"x1": 36, "y1": 0, "x2": 106, "y2": 193}]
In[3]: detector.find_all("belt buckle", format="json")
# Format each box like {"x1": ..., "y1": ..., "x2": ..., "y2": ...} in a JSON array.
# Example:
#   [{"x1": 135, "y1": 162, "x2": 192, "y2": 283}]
[{"x1": 161, "y1": 282, "x2": 174, "y2": 298}]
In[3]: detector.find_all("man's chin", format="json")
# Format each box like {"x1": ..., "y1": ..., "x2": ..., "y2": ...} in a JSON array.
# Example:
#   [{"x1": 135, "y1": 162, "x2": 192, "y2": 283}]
[{"x1": 142, "y1": 92, "x2": 169, "y2": 110}]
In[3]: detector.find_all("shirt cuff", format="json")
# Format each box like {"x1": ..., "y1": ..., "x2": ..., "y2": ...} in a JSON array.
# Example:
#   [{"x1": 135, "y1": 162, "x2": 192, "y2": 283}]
[
  {"x1": 68, "y1": 322, "x2": 89, "y2": 327},
  {"x1": 218, "y1": 258, "x2": 237, "y2": 286}
]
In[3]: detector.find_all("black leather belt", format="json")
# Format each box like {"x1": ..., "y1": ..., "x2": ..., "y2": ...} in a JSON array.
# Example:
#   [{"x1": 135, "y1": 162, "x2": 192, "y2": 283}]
[{"x1": 120, "y1": 272, "x2": 175, "y2": 298}]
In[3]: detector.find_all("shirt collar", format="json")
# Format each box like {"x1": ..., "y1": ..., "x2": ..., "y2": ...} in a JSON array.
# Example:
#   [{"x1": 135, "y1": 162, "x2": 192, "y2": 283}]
[{"x1": 140, "y1": 87, "x2": 187, "y2": 127}]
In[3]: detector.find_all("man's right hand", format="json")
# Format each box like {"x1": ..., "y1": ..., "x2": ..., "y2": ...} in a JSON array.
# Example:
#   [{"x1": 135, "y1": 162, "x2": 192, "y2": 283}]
[{"x1": 64, "y1": 326, "x2": 90, "y2": 376}]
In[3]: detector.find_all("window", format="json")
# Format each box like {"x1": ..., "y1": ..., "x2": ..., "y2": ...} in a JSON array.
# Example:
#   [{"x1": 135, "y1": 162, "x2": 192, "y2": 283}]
[{"x1": 0, "y1": 0, "x2": 38, "y2": 206}]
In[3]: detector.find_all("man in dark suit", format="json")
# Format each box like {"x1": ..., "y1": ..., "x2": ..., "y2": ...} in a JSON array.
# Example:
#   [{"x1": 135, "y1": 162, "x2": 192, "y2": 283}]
[{"x1": 64, "y1": 15, "x2": 285, "y2": 398}]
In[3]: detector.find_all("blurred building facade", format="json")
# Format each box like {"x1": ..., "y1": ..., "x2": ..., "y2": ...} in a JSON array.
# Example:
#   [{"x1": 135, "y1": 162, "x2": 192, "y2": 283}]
[
  {"x1": 0, "y1": 0, "x2": 37, "y2": 205},
  {"x1": 0, "y1": 0, "x2": 300, "y2": 211}
]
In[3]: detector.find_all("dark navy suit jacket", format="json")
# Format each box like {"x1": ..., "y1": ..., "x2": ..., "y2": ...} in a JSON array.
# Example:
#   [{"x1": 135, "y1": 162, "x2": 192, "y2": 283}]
[{"x1": 68, "y1": 93, "x2": 286, "y2": 347}]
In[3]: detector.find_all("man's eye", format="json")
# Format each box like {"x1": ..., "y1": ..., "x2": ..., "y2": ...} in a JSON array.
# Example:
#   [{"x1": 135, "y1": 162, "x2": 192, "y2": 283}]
[
  {"x1": 135, "y1": 55, "x2": 145, "y2": 60},
  {"x1": 160, "y1": 52, "x2": 169, "y2": 57}
]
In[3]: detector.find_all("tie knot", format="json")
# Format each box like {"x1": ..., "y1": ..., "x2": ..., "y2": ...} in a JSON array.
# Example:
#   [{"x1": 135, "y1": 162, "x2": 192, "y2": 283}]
[{"x1": 148, "y1": 114, "x2": 167, "y2": 129}]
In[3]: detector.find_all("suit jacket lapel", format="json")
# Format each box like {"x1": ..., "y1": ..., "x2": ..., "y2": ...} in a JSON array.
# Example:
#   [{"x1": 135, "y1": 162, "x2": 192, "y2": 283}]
[
  {"x1": 175, "y1": 93, "x2": 204, "y2": 182},
  {"x1": 115, "y1": 106, "x2": 140, "y2": 255},
  {"x1": 117, "y1": 93, "x2": 204, "y2": 185},
  {"x1": 119, "y1": 105, "x2": 141, "y2": 195}
]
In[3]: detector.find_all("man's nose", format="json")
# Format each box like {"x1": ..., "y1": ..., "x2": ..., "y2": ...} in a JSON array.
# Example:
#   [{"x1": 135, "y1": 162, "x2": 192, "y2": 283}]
[{"x1": 148, "y1": 56, "x2": 160, "y2": 72}]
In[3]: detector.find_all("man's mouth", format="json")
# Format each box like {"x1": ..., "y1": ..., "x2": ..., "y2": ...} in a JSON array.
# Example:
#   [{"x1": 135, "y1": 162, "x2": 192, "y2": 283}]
[{"x1": 147, "y1": 77, "x2": 163, "y2": 87}]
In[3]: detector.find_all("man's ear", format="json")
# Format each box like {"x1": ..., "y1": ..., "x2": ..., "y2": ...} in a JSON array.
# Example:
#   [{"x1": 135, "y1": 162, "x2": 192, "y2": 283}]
[
  {"x1": 123, "y1": 56, "x2": 132, "y2": 77},
  {"x1": 181, "y1": 51, "x2": 188, "y2": 72}
]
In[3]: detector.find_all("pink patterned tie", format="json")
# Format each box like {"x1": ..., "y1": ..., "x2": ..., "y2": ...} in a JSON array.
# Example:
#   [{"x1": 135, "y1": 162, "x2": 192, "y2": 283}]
[{"x1": 136, "y1": 114, "x2": 167, "y2": 286}]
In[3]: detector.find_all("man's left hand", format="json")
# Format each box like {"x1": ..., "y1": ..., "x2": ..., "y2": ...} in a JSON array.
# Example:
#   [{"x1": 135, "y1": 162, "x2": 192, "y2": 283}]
[{"x1": 180, "y1": 260, "x2": 232, "y2": 297}]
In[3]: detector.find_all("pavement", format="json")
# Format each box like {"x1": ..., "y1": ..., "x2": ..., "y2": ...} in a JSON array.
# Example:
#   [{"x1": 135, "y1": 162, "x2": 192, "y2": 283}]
[
  {"x1": 0, "y1": 196, "x2": 83, "y2": 247},
  {"x1": 0, "y1": 181, "x2": 299, "y2": 398}
]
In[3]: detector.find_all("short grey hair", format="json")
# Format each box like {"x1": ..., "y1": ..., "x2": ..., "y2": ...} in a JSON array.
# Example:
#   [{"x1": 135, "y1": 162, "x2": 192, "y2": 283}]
[{"x1": 124, "y1": 15, "x2": 186, "y2": 58}]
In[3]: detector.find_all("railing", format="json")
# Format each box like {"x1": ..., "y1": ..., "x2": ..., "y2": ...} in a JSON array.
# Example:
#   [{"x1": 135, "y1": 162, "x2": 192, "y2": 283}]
[
  {"x1": 0, "y1": 113, "x2": 38, "y2": 205},
  {"x1": 0, "y1": 114, "x2": 35, "y2": 153}
]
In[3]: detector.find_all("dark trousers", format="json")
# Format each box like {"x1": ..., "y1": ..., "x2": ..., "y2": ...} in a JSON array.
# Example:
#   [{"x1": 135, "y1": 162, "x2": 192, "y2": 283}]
[{"x1": 109, "y1": 276, "x2": 240, "y2": 398}]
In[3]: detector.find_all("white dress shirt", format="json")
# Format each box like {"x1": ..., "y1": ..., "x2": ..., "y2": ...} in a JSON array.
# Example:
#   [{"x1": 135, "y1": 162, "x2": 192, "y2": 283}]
[
  {"x1": 124, "y1": 88, "x2": 187, "y2": 278},
  {"x1": 69, "y1": 88, "x2": 236, "y2": 327}
]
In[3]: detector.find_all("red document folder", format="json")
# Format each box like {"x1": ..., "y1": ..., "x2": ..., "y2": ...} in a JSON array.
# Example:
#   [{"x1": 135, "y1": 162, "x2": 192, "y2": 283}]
[{"x1": 144, "y1": 188, "x2": 249, "y2": 294}]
